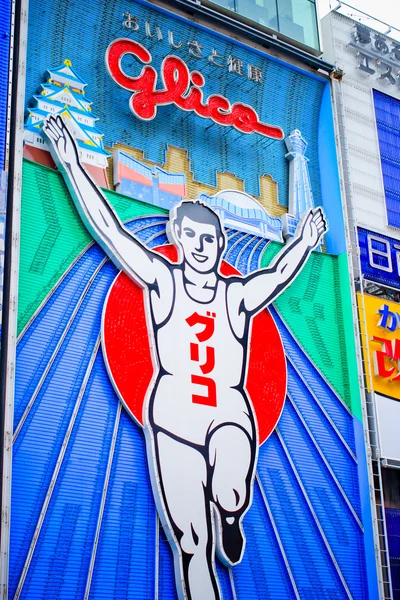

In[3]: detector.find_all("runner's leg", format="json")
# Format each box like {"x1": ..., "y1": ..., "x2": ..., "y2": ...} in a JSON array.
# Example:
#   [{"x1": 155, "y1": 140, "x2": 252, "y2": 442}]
[
  {"x1": 208, "y1": 424, "x2": 256, "y2": 566},
  {"x1": 147, "y1": 429, "x2": 221, "y2": 600}
]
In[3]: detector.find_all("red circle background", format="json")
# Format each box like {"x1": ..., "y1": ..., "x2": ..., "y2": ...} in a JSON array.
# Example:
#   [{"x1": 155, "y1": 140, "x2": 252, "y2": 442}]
[{"x1": 102, "y1": 245, "x2": 286, "y2": 445}]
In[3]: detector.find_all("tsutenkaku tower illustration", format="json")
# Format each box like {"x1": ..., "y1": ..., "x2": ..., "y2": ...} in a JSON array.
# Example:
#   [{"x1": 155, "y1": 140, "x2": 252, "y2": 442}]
[
  {"x1": 24, "y1": 59, "x2": 111, "y2": 187},
  {"x1": 285, "y1": 129, "x2": 314, "y2": 219},
  {"x1": 282, "y1": 129, "x2": 316, "y2": 240}
]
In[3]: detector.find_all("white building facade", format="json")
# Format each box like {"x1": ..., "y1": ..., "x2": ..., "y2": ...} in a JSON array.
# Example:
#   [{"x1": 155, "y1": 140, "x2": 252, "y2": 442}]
[{"x1": 322, "y1": 8, "x2": 400, "y2": 599}]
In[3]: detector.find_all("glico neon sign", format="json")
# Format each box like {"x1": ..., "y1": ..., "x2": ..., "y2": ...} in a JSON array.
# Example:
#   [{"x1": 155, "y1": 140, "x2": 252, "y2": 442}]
[{"x1": 105, "y1": 38, "x2": 284, "y2": 140}]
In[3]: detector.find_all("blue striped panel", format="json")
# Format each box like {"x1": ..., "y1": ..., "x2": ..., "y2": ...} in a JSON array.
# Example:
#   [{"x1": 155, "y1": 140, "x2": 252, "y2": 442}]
[
  {"x1": 386, "y1": 509, "x2": 400, "y2": 595},
  {"x1": 271, "y1": 306, "x2": 356, "y2": 454},
  {"x1": 147, "y1": 232, "x2": 169, "y2": 249},
  {"x1": 373, "y1": 90, "x2": 400, "y2": 228},
  {"x1": 237, "y1": 236, "x2": 260, "y2": 275},
  {"x1": 225, "y1": 235, "x2": 250, "y2": 265},
  {"x1": 129, "y1": 221, "x2": 168, "y2": 243},
  {"x1": 89, "y1": 408, "x2": 156, "y2": 600},
  {"x1": 19, "y1": 350, "x2": 120, "y2": 600},
  {"x1": 258, "y1": 432, "x2": 348, "y2": 598},
  {"x1": 10, "y1": 260, "x2": 118, "y2": 597},
  {"x1": 287, "y1": 362, "x2": 361, "y2": 517},
  {"x1": 250, "y1": 239, "x2": 269, "y2": 271},
  {"x1": 158, "y1": 526, "x2": 178, "y2": 600},
  {"x1": 278, "y1": 401, "x2": 368, "y2": 599},
  {"x1": 234, "y1": 480, "x2": 297, "y2": 599},
  {"x1": 224, "y1": 231, "x2": 243, "y2": 255},
  {"x1": 215, "y1": 562, "x2": 234, "y2": 600},
  {"x1": 14, "y1": 245, "x2": 104, "y2": 428},
  {"x1": 125, "y1": 216, "x2": 168, "y2": 249}
]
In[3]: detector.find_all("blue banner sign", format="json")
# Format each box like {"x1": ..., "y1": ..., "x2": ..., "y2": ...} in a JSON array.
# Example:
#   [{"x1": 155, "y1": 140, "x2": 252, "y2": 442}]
[{"x1": 358, "y1": 227, "x2": 400, "y2": 290}]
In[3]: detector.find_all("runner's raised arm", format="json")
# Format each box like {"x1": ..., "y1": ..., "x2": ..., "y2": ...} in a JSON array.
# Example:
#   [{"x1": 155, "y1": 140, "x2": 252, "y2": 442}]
[
  {"x1": 43, "y1": 115, "x2": 170, "y2": 289},
  {"x1": 232, "y1": 208, "x2": 327, "y2": 315}
]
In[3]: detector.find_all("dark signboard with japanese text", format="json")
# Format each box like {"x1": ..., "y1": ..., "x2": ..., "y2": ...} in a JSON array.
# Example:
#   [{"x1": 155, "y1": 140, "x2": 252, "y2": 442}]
[{"x1": 358, "y1": 226, "x2": 400, "y2": 291}]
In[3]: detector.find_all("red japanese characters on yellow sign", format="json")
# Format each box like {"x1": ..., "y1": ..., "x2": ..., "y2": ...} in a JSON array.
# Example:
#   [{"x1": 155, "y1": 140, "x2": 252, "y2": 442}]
[{"x1": 358, "y1": 293, "x2": 400, "y2": 400}]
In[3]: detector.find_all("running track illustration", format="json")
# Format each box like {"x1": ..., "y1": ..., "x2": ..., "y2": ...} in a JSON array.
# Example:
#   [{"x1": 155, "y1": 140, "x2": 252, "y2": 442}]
[{"x1": 10, "y1": 216, "x2": 372, "y2": 599}]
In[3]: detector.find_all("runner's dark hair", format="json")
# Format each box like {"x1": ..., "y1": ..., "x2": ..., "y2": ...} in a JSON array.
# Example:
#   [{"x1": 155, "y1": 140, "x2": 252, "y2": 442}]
[{"x1": 173, "y1": 200, "x2": 223, "y2": 236}]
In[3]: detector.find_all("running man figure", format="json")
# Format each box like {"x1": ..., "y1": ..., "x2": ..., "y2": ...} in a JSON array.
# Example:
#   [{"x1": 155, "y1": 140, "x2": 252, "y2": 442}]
[{"x1": 44, "y1": 115, "x2": 327, "y2": 600}]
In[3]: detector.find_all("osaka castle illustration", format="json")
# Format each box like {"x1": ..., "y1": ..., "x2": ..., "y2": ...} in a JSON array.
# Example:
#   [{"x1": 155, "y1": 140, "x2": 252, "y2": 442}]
[{"x1": 24, "y1": 59, "x2": 111, "y2": 188}]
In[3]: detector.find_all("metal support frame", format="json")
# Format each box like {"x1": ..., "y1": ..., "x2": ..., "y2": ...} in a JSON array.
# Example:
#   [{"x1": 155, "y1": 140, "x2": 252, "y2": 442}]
[
  {"x1": 330, "y1": 0, "x2": 400, "y2": 41},
  {"x1": 0, "y1": 0, "x2": 28, "y2": 598}
]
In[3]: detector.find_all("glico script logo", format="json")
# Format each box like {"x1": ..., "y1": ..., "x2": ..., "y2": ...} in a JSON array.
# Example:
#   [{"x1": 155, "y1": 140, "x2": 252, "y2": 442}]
[{"x1": 105, "y1": 38, "x2": 284, "y2": 140}]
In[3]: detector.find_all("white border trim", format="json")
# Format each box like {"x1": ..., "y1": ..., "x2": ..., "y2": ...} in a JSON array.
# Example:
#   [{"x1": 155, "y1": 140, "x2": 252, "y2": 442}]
[{"x1": 0, "y1": 0, "x2": 28, "y2": 594}]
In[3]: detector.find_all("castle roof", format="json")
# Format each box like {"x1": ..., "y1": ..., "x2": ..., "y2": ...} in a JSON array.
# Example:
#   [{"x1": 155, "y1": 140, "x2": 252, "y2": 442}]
[
  {"x1": 46, "y1": 60, "x2": 87, "y2": 89},
  {"x1": 38, "y1": 82, "x2": 94, "y2": 105},
  {"x1": 32, "y1": 94, "x2": 99, "y2": 120},
  {"x1": 75, "y1": 139, "x2": 111, "y2": 155}
]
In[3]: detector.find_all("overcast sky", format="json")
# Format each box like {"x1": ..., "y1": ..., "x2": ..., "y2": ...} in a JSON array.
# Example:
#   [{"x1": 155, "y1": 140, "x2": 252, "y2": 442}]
[{"x1": 317, "y1": 0, "x2": 400, "y2": 30}]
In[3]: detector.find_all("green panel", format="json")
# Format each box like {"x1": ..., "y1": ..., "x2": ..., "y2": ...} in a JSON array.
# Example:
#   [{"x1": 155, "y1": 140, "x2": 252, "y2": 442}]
[
  {"x1": 337, "y1": 252, "x2": 362, "y2": 421},
  {"x1": 260, "y1": 242, "x2": 353, "y2": 411},
  {"x1": 18, "y1": 159, "x2": 167, "y2": 335}
]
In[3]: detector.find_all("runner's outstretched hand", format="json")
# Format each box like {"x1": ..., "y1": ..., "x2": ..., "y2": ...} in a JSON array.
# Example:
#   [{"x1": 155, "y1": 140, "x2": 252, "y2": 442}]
[
  {"x1": 299, "y1": 207, "x2": 328, "y2": 250},
  {"x1": 43, "y1": 115, "x2": 80, "y2": 170}
]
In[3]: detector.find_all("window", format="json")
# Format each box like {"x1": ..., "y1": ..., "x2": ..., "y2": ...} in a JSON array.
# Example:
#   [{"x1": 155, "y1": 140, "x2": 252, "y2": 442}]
[
  {"x1": 210, "y1": 0, "x2": 319, "y2": 50},
  {"x1": 373, "y1": 90, "x2": 400, "y2": 229},
  {"x1": 382, "y1": 469, "x2": 400, "y2": 598}
]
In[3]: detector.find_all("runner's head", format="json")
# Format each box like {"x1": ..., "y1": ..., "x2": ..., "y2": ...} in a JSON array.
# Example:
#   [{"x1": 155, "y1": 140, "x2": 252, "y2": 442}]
[{"x1": 170, "y1": 200, "x2": 226, "y2": 273}]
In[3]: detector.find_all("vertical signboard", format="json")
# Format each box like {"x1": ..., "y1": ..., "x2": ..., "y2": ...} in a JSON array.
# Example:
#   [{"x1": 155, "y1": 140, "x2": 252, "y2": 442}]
[
  {"x1": 358, "y1": 293, "x2": 400, "y2": 457},
  {"x1": 358, "y1": 293, "x2": 400, "y2": 401},
  {"x1": 8, "y1": 1, "x2": 378, "y2": 598}
]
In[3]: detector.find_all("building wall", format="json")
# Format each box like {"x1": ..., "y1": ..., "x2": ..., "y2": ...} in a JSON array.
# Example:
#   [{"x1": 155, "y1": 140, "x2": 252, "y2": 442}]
[
  {"x1": 321, "y1": 11, "x2": 400, "y2": 239},
  {"x1": 321, "y1": 11, "x2": 400, "y2": 599}
]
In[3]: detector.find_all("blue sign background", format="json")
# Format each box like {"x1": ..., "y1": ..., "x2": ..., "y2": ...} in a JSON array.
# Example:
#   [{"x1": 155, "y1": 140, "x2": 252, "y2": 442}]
[
  {"x1": 25, "y1": 0, "x2": 344, "y2": 254},
  {"x1": 0, "y1": 0, "x2": 11, "y2": 345}
]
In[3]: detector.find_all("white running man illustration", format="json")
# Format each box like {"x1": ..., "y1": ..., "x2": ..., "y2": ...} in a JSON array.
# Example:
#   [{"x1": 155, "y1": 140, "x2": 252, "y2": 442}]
[{"x1": 44, "y1": 115, "x2": 328, "y2": 600}]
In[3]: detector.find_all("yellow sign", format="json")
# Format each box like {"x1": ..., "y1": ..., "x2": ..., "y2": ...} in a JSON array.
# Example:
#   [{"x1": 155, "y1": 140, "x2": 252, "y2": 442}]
[{"x1": 358, "y1": 293, "x2": 400, "y2": 400}]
